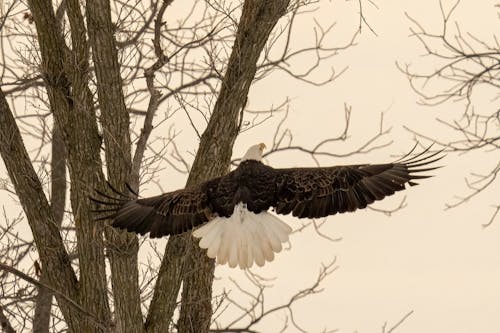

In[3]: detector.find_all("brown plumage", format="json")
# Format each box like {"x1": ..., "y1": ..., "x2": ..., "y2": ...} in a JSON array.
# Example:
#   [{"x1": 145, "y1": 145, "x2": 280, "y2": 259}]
[{"x1": 92, "y1": 144, "x2": 443, "y2": 268}]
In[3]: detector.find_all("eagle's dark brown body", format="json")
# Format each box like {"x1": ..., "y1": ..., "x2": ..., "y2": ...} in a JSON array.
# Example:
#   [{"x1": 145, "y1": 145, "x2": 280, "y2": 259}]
[{"x1": 206, "y1": 160, "x2": 277, "y2": 217}]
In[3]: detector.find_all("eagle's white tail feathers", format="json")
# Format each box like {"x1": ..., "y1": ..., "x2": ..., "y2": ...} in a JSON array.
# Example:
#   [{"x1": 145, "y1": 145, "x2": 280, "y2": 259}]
[
  {"x1": 192, "y1": 203, "x2": 292, "y2": 269},
  {"x1": 197, "y1": 219, "x2": 221, "y2": 249},
  {"x1": 196, "y1": 219, "x2": 224, "y2": 259}
]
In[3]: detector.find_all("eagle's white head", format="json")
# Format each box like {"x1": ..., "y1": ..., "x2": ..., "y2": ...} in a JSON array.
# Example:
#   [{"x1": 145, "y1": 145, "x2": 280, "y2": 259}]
[{"x1": 241, "y1": 143, "x2": 266, "y2": 162}]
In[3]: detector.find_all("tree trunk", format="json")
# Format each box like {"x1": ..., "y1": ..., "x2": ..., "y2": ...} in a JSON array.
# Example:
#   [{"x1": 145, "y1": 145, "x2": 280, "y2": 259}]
[
  {"x1": 146, "y1": 1, "x2": 291, "y2": 332},
  {"x1": 0, "y1": 89, "x2": 81, "y2": 330},
  {"x1": 27, "y1": 0, "x2": 111, "y2": 330},
  {"x1": 86, "y1": 0, "x2": 143, "y2": 331},
  {"x1": 33, "y1": 124, "x2": 67, "y2": 333}
]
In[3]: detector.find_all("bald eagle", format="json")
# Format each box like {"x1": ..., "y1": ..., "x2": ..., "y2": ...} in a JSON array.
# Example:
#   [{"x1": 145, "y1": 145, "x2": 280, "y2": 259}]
[{"x1": 93, "y1": 144, "x2": 443, "y2": 269}]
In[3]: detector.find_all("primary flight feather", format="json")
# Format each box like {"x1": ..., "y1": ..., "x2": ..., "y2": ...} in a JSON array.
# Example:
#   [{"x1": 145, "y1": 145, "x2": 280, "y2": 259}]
[{"x1": 93, "y1": 143, "x2": 443, "y2": 269}]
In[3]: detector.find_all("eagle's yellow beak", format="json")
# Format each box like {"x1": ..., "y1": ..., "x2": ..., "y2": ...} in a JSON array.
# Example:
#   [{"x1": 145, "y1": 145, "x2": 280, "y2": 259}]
[{"x1": 259, "y1": 143, "x2": 267, "y2": 151}]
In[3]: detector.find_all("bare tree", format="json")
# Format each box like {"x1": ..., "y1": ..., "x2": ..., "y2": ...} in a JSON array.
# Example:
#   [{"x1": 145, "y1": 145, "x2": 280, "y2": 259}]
[
  {"x1": 0, "y1": 0, "x2": 406, "y2": 332},
  {"x1": 398, "y1": 0, "x2": 500, "y2": 226}
]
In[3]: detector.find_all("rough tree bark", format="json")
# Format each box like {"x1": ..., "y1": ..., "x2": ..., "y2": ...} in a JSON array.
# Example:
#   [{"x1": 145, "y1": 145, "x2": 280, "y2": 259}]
[
  {"x1": 27, "y1": 0, "x2": 111, "y2": 331},
  {"x1": 145, "y1": 1, "x2": 291, "y2": 332},
  {"x1": 0, "y1": 89, "x2": 82, "y2": 329},
  {"x1": 33, "y1": 124, "x2": 66, "y2": 333},
  {"x1": 86, "y1": 0, "x2": 143, "y2": 331}
]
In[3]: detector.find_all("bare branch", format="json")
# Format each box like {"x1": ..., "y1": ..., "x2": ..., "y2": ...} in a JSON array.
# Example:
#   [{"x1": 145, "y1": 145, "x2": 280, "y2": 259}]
[
  {"x1": 211, "y1": 259, "x2": 339, "y2": 333},
  {"x1": 400, "y1": 0, "x2": 500, "y2": 225},
  {"x1": 381, "y1": 310, "x2": 414, "y2": 333},
  {"x1": 131, "y1": 0, "x2": 175, "y2": 190},
  {"x1": 261, "y1": 109, "x2": 392, "y2": 164},
  {"x1": 0, "y1": 263, "x2": 110, "y2": 331},
  {"x1": 0, "y1": 303, "x2": 16, "y2": 333}
]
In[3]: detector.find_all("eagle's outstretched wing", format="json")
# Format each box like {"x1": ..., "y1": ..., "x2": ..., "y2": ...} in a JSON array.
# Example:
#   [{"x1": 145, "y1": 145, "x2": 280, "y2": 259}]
[
  {"x1": 92, "y1": 185, "x2": 213, "y2": 238},
  {"x1": 272, "y1": 148, "x2": 443, "y2": 218},
  {"x1": 93, "y1": 146, "x2": 443, "y2": 240}
]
